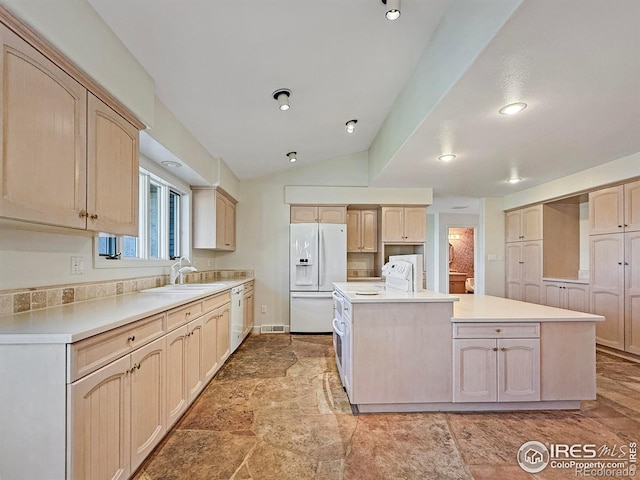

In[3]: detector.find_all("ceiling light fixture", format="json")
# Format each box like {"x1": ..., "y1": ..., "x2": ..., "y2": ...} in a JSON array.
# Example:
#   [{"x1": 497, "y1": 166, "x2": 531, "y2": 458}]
[
  {"x1": 287, "y1": 151, "x2": 297, "y2": 163},
  {"x1": 498, "y1": 102, "x2": 527, "y2": 115},
  {"x1": 438, "y1": 154, "x2": 456, "y2": 162},
  {"x1": 381, "y1": 0, "x2": 401, "y2": 20},
  {"x1": 273, "y1": 89, "x2": 291, "y2": 111},
  {"x1": 160, "y1": 160, "x2": 182, "y2": 168},
  {"x1": 345, "y1": 119, "x2": 358, "y2": 134},
  {"x1": 507, "y1": 176, "x2": 522, "y2": 184}
]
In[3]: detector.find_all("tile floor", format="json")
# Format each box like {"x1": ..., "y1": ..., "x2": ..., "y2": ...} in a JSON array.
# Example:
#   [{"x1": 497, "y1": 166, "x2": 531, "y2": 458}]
[{"x1": 133, "y1": 335, "x2": 640, "y2": 480}]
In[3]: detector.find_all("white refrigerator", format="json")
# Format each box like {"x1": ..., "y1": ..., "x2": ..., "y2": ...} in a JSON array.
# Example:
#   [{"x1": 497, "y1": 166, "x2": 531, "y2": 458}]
[{"x1": 290, "y1": 223, "x2": 346, "y2": 333}]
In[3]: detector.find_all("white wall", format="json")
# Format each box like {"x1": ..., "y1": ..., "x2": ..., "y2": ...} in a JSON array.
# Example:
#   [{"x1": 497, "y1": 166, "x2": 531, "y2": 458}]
[{"x1": 478, "y1": 198, "x2": 505, "y2": 296}]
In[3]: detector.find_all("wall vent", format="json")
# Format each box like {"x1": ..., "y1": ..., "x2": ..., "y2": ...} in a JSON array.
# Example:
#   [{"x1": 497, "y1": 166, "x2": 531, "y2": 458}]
[{"x1": 260, "y1": 325, "x2": 286, "y2": 334}]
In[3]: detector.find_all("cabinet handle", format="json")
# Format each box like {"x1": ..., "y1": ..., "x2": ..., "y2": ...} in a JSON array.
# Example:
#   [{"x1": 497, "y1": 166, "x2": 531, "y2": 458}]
[
  {"x1": 186, "y1": 311, "x2": 191, "y2": 317},
  {"x1": 618, "y1": 225, "x2": 623, "y2": 228},
  {"x1": 625, "y1": 262, "x2": 629, "y2": 266},
  {"x1": 493, "y1": 347, "x2": 498, "y2": 352},
  {"x1": 79, "y1": 210, "x2": 89, "y2": 218},
  {"x1": 128, "y1": 335, "x2": 135, "y2": 342},
  {"x1": 501, "y1": 347, "x2": 507, "y2": 352},
  {"x1": 618, "y1": 262, "x2": 623, "y2": 265},
  {"x1": 90, "y1": 214, "x2": 98, "y2": 220},
  {"x1": 495, "y1": 328, "x2": 502, "y2": 333}
]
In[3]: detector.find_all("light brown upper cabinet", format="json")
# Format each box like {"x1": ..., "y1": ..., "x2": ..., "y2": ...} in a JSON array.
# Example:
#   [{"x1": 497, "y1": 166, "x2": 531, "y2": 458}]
[
  {"x1": 346, "y1": 209, "x2": 377, "y2": 253},
  {"x1": 589, "y1": 180, "x2": 640, "y2": 235},
  {"x1": 0, "y1": 25, "x2": 87, "y2": 229},
  {"x1": 192, "y1": 188, "x2": 237, "y2": 251},
  {"x1": 290, "y1": 205, "x2": 346, "y2": 224},
  {"x1": 505, "y1": 205, "x2": 543, "y2": 242},
  {"x1": 0, "y1": 22, "x2": 140, "y2": 235},
  {"x1": 86, "y1": 93, "x2": 139, "y2": 236},
  {"x1": 381, "y1": 206, "x2": 426, "y2": 243}
]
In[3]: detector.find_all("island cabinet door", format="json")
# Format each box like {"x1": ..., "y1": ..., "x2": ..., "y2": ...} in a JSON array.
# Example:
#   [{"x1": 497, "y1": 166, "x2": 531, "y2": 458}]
[
  {"x1": 453, "y1": 339, "x2": 497, "y2": 403},
  {"x1": 497, "y1": 338, "x2": 540, "y2": 402}
]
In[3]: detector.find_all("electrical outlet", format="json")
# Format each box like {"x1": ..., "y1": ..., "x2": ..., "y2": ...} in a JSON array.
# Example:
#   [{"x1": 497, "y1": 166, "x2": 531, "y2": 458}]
[
  {"x1": 70, "y1": 256, "x2": 85, "y2": 275},
  {"x1": 261, "y1": 305, "x2": 267, "y2": 314}
]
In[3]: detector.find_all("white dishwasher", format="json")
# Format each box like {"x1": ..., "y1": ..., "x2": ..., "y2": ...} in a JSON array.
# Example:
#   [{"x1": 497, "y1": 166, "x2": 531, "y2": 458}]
[{"x1": 230, "y1": 284, "x2": 244, "y2": 353}]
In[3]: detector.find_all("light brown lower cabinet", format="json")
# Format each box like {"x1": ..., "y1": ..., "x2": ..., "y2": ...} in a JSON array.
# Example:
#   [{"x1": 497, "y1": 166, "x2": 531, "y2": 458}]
[
  {"x1": 166, "y1": 325, "x2": 189, "y2": 428},
  {"x1": 69, "y1": 336, "x2": 166, "y2": 480},
  {"x1": 542, "y1": 281, "x2": 590, "y2": 312}
]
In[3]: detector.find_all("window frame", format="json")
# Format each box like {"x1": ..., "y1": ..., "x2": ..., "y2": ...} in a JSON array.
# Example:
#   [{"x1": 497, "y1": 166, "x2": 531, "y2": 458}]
[{"x1": 93, "y1": 157, "x2": 191, "y2": 269}]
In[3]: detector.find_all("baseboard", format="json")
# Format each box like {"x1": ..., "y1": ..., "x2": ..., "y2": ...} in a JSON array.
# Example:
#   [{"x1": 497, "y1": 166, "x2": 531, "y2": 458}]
[{"x1": 596, "y1": 345, "x2": 640, "y2": 363}]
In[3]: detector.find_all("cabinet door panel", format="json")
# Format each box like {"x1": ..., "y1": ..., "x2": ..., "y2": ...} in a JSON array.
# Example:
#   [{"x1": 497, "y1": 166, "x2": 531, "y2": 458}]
[
  {"x1": 186, "y1": 319, "x2": 204, "y2": 401},
  {"x1": 505, "y1": 243, "x2": 523, "y2": 301},
  {"x1": 165, "y1": 326, "x2": 188, "y2": 427},
  {"x1": 87, "y1": 93, "x2": 138, "y2": 235},
  {"x1": 625, "y1": 232, "x2": 640, "y2": 354},
  {"x1": 69, "y1": 355, "x2": 130, "y2": 480},
  {"x1": 522, "y1": 241, "x2": 542, "y2": 304},
  {"x1": 498, "y1": 339, "x2": 540, "y2": 402},
  {"x1": 346, "y1": 210, "x2": 361, "y2": 252},
  {"x1": 521, "y1": 205, "x2": 543, "y2": 241},
  {"x1": 130, "y1": 337, "x2": 166, "y2": 472},
  {"x1": 589, "y1": 186, "x2": 624, "y2": 235},
  {"x1": 565, "y1": 284, "x2": 590, "y2": 313},
  {"x1": 361, "y1": 210, "x2": 378, "y2": 252},
  {"x1": 543, "y1": 283, "x2": 562, "y2": 308},
  {"x1": 591, "y1": 234, "x2": 625, "y2": 349},
  {"x1": 381, "y1": 207, "x2": 403, "y2": 242},
  {"x1": 202, "y1": 310, "x2": 219, "y2": 382},
  {"x1": 217, "y1": 306, "x2": 231, "y2": 364},
  {"x1": 290, "y1": 206, "x2": 318, "y2": 223},
  {"x1": 243, "y1": 291, "x2": 254, "y2": 337},
  {"x1": 625, "y1": 180, "x2": 640, "y2": 232},
  {"x1": 0, "y1": 26, "x2": 87, "y2": 228},
  {"x1": 403, "y1": 207, "x2": 426, "y2": 242},
  {"x1": 318, "y1": 206, "x2": 346, "y2": 224},
  {"x1": 453, "y1": 339, "x2": 497, "y2": 402}
]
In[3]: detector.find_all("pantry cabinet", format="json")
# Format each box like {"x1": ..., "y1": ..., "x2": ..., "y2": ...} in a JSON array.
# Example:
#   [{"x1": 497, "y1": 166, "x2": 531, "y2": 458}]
[
  {"x1": 347, "y1": 209, "x2": 378, "y2": 252},
  {"x1": 505, "y1": 205, "x2": 543, "y2": 242},
  {"x1": 505, "y1": 241, "x2": 543, "y2": 304},
  {"x1": 192, "y1": 188, "x2": 237, "y2": 251},
  {"x1": 290, "y1": 205, "x2": 347, "y2": 224},
  {"x1": 590, "y1": 180, "x2": 640, "y2": 354},
  {"x1": 381, "y1": 206, "x2": 426, "y2": 243},
  {"x1": 453, "y1": 323, "x2": 540, "y2": 403},
  {"x1": 0, "y1": 22, "x2": 140, "y2": 235}
]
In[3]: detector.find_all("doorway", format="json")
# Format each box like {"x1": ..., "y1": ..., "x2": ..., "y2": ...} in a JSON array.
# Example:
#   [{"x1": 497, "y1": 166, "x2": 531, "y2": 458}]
[{"x1": 448, "y1": 227, "x2": 475, "y2": 294}]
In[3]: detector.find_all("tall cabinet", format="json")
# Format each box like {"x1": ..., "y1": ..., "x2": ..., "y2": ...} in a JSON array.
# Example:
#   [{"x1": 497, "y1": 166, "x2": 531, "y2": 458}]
[
  {"x1": 505, "y1": 205, "x2": 543, "y2": 303},
  {"x1": 590, "y1": 180, "x2": 640, "y2": 354}
]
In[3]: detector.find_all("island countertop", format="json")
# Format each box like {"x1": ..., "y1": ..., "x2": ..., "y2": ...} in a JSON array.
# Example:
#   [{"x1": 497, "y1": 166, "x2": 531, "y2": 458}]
[
  {"x1": 332, "y1": 283, "x2": 458, "y2": 304},
  {"x1": 452, "y1": 294, "x2": 604, "y2": 323}
]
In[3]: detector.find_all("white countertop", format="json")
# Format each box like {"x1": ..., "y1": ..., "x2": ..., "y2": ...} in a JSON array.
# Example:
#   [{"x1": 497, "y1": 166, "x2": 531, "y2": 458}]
[
  {"x1": 333, "y1": 283, "x2": 458, "y2": 304},
  {"x1": 542, "y1": 277, "x2": 590, "y2": 285},
  {"x1": 0, "y1": 278, "x2": 252, "y2": 345},
  {"x1": 452, "y1": 294, "x2": 604, "y2": 323}
]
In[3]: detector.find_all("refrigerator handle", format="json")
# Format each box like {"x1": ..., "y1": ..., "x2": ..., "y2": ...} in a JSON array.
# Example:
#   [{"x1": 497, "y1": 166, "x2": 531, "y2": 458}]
[{"x1": 319, "y1": 228, "x2": 324, "y2": 286}]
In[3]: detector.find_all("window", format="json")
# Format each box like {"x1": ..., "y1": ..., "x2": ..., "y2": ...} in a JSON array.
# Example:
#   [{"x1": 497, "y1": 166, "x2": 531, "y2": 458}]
[{"x1": 97, "y1": 167, "x2": 188, "y2": 264}]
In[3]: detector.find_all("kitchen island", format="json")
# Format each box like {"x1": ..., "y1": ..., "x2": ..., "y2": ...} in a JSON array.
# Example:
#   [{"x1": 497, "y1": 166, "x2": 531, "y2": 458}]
[{"x1": 332, "y1": 283, "x2": 603, "y2": 413}]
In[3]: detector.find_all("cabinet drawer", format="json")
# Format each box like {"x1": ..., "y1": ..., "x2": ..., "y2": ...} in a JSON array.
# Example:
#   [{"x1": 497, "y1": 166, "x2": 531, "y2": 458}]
[
  {"x1": 244, "y1": 281, "x2": 254, "y2": 292},
  {"x1": 203, "y1": 291, "x2": 230, "y2": 313},
  {"x1": 453, "y1": 323, "x2": 540, "y2": 339},
  {"x1": 69, "y1": 312, "x2": 165, "y2": 381},
  {"x1": 167, "y1": 300, "x2": 203, "y2": 330}
]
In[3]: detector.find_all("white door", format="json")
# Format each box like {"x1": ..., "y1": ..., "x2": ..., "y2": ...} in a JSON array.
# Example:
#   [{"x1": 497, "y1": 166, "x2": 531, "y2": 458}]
[
  {"x1": 318, "y1": 223, "x2": 346, "y2": 291},
  {"x1": 290, "y1": 223, "x2": 319, "y2": 291}
]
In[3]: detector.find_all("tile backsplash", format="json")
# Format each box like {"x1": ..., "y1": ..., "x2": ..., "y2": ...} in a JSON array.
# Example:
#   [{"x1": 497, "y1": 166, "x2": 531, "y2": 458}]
[{"x1": 0, "y1": 269, "x2": 253, "y2": 317}]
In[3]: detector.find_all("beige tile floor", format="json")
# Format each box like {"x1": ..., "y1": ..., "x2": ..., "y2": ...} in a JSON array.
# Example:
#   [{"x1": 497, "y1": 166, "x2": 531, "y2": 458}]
[{"x1": 133, "y1": 335, "x2": 640, "y2": 480}]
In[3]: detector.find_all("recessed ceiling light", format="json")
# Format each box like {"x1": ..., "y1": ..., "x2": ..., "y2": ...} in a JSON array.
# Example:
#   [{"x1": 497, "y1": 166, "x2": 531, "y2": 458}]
[
  {"x1": 273, "y1": 89, "x2": 291, "y2": 111},
  {"x1": 507, "y1": 177, "x2": 522, "y2": 184},
  {"x1": 499, "y1": 102, "x2": 527, "y2": 115},
  {"x1": 381, "y1": 0, "x2": 401, "y2": 20},
  {"x1": 438, "y1": 154, "x2": 456, "y2": 162},
  {"x1": 345, "y1": 119, "x2": 358, "y2": 134},
  {"x1": 287, "y1": 151, "x2": 297, "y2": 163},
  {"x1": 160, "y1": 161, "x2": 182, "y2": 168}
]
